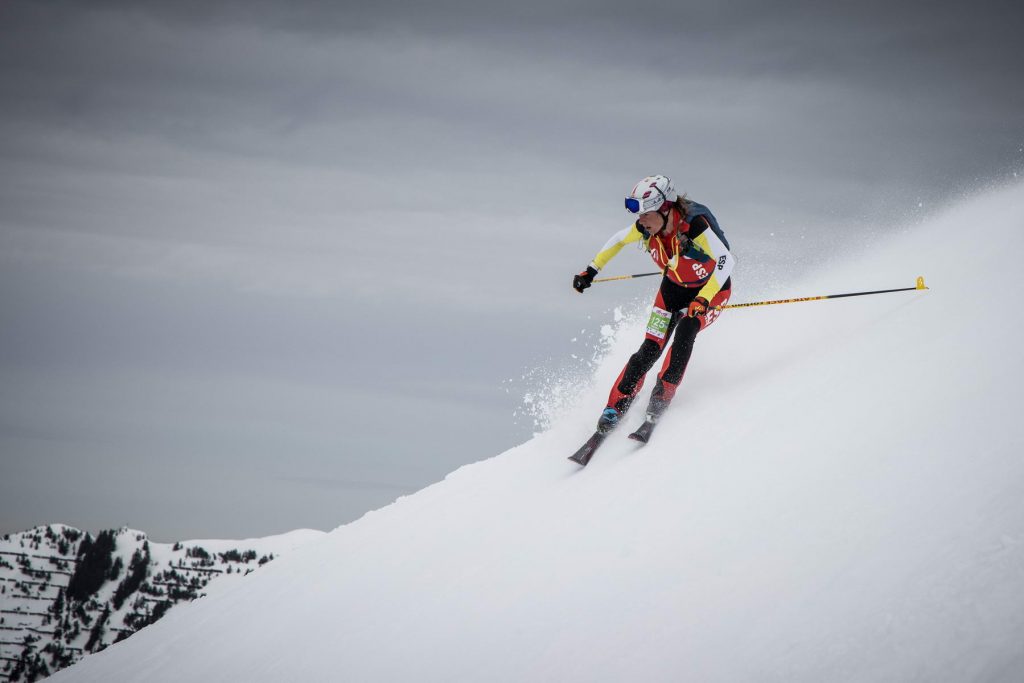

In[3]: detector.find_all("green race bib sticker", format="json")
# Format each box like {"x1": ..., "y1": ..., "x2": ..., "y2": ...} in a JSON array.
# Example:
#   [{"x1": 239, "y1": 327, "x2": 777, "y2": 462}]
[{"x1": 646, "y1": 306, "x2": 671, "y2": 339}]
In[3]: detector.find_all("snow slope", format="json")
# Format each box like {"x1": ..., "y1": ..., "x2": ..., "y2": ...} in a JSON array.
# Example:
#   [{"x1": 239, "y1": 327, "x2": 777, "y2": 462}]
[{"x1": 54, "y1": 182, "x2": 1024, "y2": 682}]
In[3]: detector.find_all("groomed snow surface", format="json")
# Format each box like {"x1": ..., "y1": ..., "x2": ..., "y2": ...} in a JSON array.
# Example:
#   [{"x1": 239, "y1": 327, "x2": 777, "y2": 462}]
[{"x1": 55, "y1": 183, "x2": 1024, "y2": 682}]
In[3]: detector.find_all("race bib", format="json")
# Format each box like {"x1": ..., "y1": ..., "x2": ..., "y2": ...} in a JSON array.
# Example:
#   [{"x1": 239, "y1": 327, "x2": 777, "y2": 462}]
[{"x1": 646, "y1": 306, "x2": 671, "y2": 339}]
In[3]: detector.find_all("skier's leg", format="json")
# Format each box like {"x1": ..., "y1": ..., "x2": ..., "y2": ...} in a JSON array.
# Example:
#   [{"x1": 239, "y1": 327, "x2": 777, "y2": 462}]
[
  {"x1": 647, "y1": 316, "x2": 699, "y2": 419},
  {"x1": 606, "y1": 337, "x2": 668, "y2": 413},
  {"x1": 603, "y1": 288, "x2": 677, "y2": 422},
  {"x1": 647, "y1": 284, "x2": 732, "y2": 420}
]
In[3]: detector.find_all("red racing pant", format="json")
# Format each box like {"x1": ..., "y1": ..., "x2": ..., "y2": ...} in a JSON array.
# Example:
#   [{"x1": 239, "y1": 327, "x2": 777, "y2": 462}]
[{"x1": 606, "y1": 276, "x2": 731, "y2": 414}]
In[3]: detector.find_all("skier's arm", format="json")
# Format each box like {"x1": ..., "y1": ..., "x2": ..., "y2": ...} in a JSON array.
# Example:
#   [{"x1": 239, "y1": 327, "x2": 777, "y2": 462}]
[
  {"x1": 692, "y1": 225, "x2": 735, "y2": 303},
  {"x1": 589, "y1": 224, "x2": 645, "y2": 271}
]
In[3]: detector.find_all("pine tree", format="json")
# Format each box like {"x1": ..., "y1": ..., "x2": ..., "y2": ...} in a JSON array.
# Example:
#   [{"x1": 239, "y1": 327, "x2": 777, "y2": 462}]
[
  {"x1": 108, "y1": 556, "x2": 123, "y2": 581},
  {"x1": 66, "y1": 530, "x2": 116, "y2": 603},
  {"x1": 84, "y1": 606, "x2": 110, "y2": 653},
  {"x1": 112, "y1": 547, "x2": 150, "y2": 611}
]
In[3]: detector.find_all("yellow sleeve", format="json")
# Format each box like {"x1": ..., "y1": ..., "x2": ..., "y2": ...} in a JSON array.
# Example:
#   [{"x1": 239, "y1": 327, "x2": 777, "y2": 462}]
[
  {"x1": 590, "y1": 224, "x2": 645, "y2": 271},
  {"x1": 693, "y1": 229, "x2": 735, "y2": 302}
]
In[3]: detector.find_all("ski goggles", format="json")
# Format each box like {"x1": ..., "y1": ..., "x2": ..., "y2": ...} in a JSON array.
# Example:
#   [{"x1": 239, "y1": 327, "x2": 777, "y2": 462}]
[{"x1": 624, "y1": 186, "x2": 668, "y2": 214}]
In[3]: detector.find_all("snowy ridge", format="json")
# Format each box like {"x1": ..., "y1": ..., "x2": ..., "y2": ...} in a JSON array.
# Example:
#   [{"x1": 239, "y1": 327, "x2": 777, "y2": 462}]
[
  {"x1": 55, "y1": 182, "x2": 1024, "y2": 682},
  {"x1": 0, "y1": 525, "x2": 323, "y2": 680}
]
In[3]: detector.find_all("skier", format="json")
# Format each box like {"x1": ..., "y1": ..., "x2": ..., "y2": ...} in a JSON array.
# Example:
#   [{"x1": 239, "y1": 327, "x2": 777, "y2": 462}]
[{"x1": 572, "y1": 175, "x2": 735, "y2": 439}]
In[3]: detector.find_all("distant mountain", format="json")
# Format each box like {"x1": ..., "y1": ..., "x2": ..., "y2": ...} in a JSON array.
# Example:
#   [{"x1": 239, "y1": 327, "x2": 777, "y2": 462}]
[{"x1": 0, "y1": 524, "x2": 324, "y2": 681}]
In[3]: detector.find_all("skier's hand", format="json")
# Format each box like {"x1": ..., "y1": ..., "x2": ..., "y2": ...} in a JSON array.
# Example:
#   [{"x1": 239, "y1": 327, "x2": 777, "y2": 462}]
[
  {"x1": 573, "y1": 266, "x2": 598, "y2": 293},
  {"x1": 686, "y1": 297, "x2": 710, "y2": 318}
]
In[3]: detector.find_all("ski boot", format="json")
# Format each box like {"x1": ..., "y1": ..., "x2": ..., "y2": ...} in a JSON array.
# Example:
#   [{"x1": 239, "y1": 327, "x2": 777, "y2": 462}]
[
  {"x1": 629, "y1": 386, "x2": 673, "y2": 444},
  {"x1": 596, "y1": 407, "x2": 621, "y2": 434}
]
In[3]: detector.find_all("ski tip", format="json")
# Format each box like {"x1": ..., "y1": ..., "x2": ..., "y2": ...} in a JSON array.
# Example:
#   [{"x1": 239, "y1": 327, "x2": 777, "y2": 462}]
[{"x1": 627, "y1": 432, "x2": 648, "y2": 444}]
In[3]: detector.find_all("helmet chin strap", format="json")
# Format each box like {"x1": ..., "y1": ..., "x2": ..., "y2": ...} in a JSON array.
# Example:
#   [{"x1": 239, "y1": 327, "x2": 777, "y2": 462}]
[{"x1": 656, "y1": 208, "x2": 669, "y2": 233}]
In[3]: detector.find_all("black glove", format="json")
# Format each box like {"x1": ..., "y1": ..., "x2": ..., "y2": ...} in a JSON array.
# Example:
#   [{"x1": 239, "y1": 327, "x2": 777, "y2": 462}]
[{"x1": 573, "y1": 266, "x2": 598, "y2": 293}]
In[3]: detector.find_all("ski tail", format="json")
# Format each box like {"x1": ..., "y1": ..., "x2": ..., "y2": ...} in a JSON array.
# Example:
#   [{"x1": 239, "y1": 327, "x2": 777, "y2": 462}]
[{"x1": 627, "y1": 420, "x2": 656, "y2": 443}]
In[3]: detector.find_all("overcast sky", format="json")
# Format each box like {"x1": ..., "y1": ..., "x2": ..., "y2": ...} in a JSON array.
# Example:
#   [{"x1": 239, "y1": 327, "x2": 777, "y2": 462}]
[{"x1": 1, "y1": 0, "x2": 1021, "y2": 541}]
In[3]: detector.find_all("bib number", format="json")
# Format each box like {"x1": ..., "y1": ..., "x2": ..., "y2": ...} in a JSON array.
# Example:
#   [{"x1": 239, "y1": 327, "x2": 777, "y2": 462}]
[{"x1": 646, "y1": 306, "x2": 671, "y2": 339}]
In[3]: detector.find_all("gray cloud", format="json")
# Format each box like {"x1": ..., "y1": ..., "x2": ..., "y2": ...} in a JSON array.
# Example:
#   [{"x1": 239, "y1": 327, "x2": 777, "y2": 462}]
[{"x1": 1, "y1": 0, "x2": 1021, "y2": 539}]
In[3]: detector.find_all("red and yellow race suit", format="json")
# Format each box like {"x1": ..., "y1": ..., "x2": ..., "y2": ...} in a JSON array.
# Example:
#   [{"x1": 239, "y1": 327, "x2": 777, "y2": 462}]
[{"x1": 587, "y1": 201, "x2": 736, "y2": 412}]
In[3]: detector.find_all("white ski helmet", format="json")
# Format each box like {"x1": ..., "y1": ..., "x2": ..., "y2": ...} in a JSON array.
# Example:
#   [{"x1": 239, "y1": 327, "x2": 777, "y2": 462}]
[{"x1": 624, "y1": 175, "x2": 677, "y2": 214}]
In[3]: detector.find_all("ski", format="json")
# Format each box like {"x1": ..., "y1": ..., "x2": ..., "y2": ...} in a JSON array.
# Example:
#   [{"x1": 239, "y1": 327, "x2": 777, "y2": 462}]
[
  {"x1": 628, "y1": 419, "x2": 657, "y2": 444},
  {"x1": 568, "y1": 431, "x2": 609, "y2": 467}
]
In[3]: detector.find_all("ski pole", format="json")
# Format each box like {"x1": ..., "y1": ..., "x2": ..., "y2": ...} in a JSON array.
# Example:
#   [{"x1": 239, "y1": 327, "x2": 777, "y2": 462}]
[
  {"x1": 719, "y1": 276, "x2": 928, "y2": 310},
  {"x1": 592, "y1": 271, "x2": 661, "y2": 283}
]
